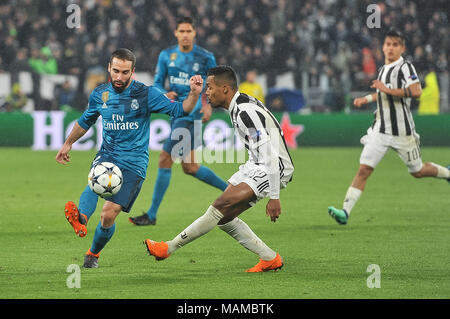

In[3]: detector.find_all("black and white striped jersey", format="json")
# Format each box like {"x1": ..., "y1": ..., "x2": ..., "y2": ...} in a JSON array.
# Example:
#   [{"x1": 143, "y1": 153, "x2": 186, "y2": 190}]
[
  {"x1": 372, "y1": 56, "x2": 420, "y2": 136},
  {"x1": 228, "y1": 91, "x2": 294, "y2": 197}
]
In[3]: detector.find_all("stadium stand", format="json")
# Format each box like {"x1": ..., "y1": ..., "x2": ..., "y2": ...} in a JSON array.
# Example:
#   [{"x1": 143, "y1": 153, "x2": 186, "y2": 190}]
[{"x1": 0, "y1": 0, "x2": 448, "y2": 112}]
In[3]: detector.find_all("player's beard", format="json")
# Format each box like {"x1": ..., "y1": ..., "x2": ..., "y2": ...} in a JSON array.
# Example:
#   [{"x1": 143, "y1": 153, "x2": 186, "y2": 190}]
[{"x1": 112, "y1": 78, "x2": 131, "y2": 93}]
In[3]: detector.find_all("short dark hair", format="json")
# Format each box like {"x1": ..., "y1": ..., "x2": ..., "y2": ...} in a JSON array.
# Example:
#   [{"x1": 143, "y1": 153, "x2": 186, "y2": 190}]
[
  {"x1": 207, "y1": 65, "x2": 238, "y2": 90},
  {"x1": 385, "y1": 27, "x2": 406, "y2": 45},
  {"x1": 176, "y1": 17, "x2": 194, "y2": 29},
  {"x1": 109, "y1": 48, "x2": 136, "y2": 69}
]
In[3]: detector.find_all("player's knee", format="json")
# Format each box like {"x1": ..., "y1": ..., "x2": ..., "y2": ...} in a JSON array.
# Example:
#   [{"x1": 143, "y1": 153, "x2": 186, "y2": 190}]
[
  {"x1": 100, "y1": 205, "x2": 121, "y2": 227},
  {"x1": 410, "y1": 171, "x2": 422, "y2": 178},
  {"x1": 410, "y1": 168, "x2": 424, "y2": 178},
  {"x1": 100, "y1": 212, "x2": 116, "y2": 227},
  {"x1": 410, "y1": 163, "x2": 427, "y2": 178},
  {"x1": 212, "y1": 195, "x2": 235, "y2": 214}
]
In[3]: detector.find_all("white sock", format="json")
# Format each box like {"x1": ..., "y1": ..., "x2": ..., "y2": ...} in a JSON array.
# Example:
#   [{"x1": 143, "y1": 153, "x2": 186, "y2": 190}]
[
  {"x1": 343, "y1": 186, "x2": 363, "y2": 215},
  {"x1": 431, "y1": 163, "x2": 450, "y2": 179},
  {"x1": 218, "y1": 218, "x2": 276, "y2": 261},
  {"x1": 167, "y1": 205, "x2": 223, "y2": 254}
]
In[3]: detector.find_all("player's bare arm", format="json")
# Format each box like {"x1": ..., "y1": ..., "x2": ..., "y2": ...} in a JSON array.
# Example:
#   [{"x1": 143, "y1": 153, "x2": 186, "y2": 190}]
[
  {"x1": 259, "y1": 134, "x2": 283, "y2": 222},
  {"x1": 55, "y1": 122, "x2": 87, "y2": 165},
  {"x1": 182, "y1": 75, "x2": 203, "y2": 113},
  {"x1": 371, "y1": 80, "x2": 422, "y2": 99},
  {"x1": 354, "y1": 93, "x2": 378, "y2": 108}
]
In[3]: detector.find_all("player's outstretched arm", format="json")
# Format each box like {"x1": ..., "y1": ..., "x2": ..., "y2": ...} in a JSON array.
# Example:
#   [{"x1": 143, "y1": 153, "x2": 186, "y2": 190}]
[
  {"x1": 182, "y1": 75, "x2": 203, "y2": 113},
  {"x1": 56, "y1": 122, "x2": 87, "y2": 165}
]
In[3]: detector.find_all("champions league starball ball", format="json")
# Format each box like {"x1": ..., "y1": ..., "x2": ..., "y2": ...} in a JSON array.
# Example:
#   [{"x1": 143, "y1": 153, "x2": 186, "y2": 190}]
[{"x1": 88, "y1": 162, "x2": 123, "y2": 198}]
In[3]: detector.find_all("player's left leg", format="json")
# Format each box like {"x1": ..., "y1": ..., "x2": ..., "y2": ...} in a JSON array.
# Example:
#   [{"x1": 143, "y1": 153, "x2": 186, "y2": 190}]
[
  {"x1": 144, "y1": 183, "x2": 253, "y2": 259},
  {"x1": 216, "y1": 203, "x2": 283, "y2": 272},
  {"x1": 78, "y1": 185, "x2": 98, "y2": 222},
  {"x1": 329, "y1": 134, "x2": 388, "y2": 224},
  {"x1": 144, "y1": 179, "x2": 283, "y2": 271},
  {"x1": 64, "y1": 185, "x2": 98, "y2": 238},
  {"x1": 410, "y1": 162, "x2": 450, "y2": 180},
  {"x1": 84, "y1": 201, "x2": 121, "y2": 268},
  {"x1": 85, "y1": 168, "x2": 144, "y2": 267},
  {"x1": 181, "y1": 150, "x2": 228, "y2": 191},
  {"x1": 65, "y1": 155, "x2": 104, "y2": 237},
  {"x1": 394, "y1": 135, "x2": 450, "y2": 180},
  {"x1": 214, "y1": 184, "x2": 283, "y2": 272},
  {"x1": 129, "y1": 150, "x2": 173, "y2": 226}
]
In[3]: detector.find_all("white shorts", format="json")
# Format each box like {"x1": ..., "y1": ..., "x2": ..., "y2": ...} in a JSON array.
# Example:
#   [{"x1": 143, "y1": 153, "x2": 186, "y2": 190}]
[
  {"x1": 359, "y1": 128, "x2": 423, "y2": 173},
  {"x1": 228, "y1": 161, "x2": 292, "y2": 206}
]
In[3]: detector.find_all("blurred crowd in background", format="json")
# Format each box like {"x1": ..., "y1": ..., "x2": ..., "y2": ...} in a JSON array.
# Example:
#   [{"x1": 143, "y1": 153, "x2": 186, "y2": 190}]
[{"x1": 0, "y1": 0, "x2": 448, "y2": 113}]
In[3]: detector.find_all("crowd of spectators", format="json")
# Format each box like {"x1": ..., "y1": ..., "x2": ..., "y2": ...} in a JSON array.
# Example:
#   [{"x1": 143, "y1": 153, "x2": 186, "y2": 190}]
[{"x1": 0, "y1": 0, "x2": 448, "y2": 112}]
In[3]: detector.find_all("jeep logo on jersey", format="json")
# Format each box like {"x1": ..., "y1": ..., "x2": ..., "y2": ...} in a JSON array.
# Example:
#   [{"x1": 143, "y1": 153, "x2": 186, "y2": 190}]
[{"x1": 131, "y1": 99, "x2": 139, "y2": 110}]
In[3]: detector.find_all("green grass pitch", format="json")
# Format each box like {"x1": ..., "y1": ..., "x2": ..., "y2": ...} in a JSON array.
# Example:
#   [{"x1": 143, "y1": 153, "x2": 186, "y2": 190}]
[{"x1": 0, "y1": 147, "x2": 449, "y2": 299}]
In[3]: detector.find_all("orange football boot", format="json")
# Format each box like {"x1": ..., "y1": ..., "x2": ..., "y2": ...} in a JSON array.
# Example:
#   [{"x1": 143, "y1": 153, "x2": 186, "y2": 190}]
[
  {"x1": 64, "y1": 201, "x2": 88, "y2": 237},
  {"x1": 246, "y1": 253, "x2": 284, "y2": 273},
  {"x1": 143, "y1": 239, "x2": 170, "y2": 260}
]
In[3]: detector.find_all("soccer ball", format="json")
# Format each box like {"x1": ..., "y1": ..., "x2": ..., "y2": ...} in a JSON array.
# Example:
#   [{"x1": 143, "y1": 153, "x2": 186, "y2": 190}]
[{"x1": 88, "y1": 162, "x2": 123, "y2": 198}]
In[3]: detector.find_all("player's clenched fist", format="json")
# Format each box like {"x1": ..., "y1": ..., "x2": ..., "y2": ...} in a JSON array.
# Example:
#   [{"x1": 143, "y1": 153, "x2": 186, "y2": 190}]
[{"x1": 189, "y1": 75, "x2": 203, "y2": 95}]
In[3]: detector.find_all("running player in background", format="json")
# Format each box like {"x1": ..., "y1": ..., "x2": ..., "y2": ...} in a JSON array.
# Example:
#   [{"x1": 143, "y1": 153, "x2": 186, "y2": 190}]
[
  {"x1": 144, "y1": 65, "x2": 294, "y2": 272},
  {"x1": 56, "y1": 48, "x2": 203, "y2": 268},
  {"x1": 129, "y1": 17, "x2": 227, "y2": 226},
  {"x1": 328, "y1": 28, "x2": 450, "y2": 225}
]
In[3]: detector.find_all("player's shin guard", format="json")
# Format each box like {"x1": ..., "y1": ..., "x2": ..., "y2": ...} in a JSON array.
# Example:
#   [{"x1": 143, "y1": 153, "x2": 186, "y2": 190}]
[
  {"x1": 167, "y1": 205, "x2": 223, "y2": 254},
  {"x1": 89, "y1": 222, "x2": 116, "y2": 255},
  {"x1": 194, "y1": 165, "x2": 228, "y2": 191},
  {"x1": 79, "y1": 185, "x2": 98, "y2": 221},
  {"x1": 218, "y1": 218, "x2": 276, "y2": 261},
  {"x1": 146, "y1": 168, "x2": 171, "y2": 220}
]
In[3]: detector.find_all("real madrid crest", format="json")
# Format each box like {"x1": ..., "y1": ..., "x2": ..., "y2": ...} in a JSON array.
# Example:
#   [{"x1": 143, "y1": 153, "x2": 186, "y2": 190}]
[
  {"x1": 131, "y1": 98, "x2": 140, "y2": 110},
  {"x1": 193, "y1": 62, "x2": 199, "y2": 72}
]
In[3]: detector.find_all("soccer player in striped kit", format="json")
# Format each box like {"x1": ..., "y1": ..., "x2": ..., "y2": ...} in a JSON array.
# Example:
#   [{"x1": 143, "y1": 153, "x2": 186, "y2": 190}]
[
  {"x1": 328, "y1": 28, "x2": 450, "y2": 225},
  {"x1": 144, "y1": 66, "x2": 294, "y2": 272}
]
